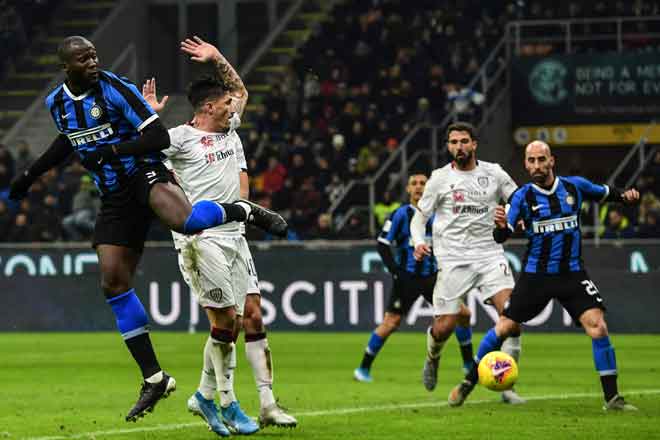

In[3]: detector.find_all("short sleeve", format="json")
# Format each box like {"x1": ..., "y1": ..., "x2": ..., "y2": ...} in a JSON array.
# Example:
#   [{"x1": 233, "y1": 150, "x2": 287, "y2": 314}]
[
  {"x1": 377, "y1": 209, "x2": 403, "y2": 245},
  {"x1": 102, "y1": 71, "x2": 158, "y2": 131},
  {"x1": 496, "y1": 165, "x2": 518, "y2": 201},
  {"x1": 565, "y1": 176, "x2": 609, "y2": 202},
  {"x1": 417, "y1": 171, "x2": 442, "y2": 217},
  {"x1": 161, "y1": 125, "x2": 186, "y2": 158},
  {"x1": 233, "y1": 134, "x2": 248, "y2": 171},
  {"x1": 505, "y1": 188, "x2": 526, "y2": 232}
]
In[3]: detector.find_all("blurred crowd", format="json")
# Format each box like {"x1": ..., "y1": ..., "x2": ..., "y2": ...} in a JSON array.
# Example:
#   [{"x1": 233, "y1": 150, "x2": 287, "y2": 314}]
[
  {"x1": 0, "y1": 0, "x2": 58, "y2": 78},
  {"x1": 1, "y1": 0, "x2": 659, "y2": 242}
]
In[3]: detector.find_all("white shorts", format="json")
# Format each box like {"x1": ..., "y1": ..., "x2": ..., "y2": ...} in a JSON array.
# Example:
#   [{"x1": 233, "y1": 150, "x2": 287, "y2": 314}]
[
  {"x1": 433, "y1": 256, "x2": 515, "y2": 316},
  {"x1": 177, "y1": 234, "x2": 250, "y2": 313},
  {"x1": 238, "y1": 236, "x2": 261, "y2": 295}
]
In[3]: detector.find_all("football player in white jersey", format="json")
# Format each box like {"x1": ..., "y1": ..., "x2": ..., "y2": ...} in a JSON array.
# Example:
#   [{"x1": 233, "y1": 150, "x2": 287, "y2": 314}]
[
  {"x1": 410, "y1": 122, "x2": 525, "y2": 405},
  {"x1": 143, "y1": 36, "x2": 296, "y2": 435}
]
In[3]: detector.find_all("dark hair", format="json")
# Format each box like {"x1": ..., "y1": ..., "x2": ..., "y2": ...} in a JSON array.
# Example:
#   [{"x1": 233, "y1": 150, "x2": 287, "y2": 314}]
[
  {"x1": 57, "y1": 36, "x2": 92, "y2": 63},
  {"x1": 446, "y1": 122, "x2": 477, "y2": 141},
  {"x1": 187, "y1": 75, "x2": 229, "y2": 111}
]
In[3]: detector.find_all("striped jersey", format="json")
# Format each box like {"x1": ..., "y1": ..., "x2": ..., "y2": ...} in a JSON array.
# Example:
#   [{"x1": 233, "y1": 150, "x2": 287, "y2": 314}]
[
  {"x1": 505, "y1": 176, "x2": 609, "y2": 274},
  {"x1": 45, "y1": 70, "x2": 161, "y2": 196},
  {"x1": 378, "y1": 204, "x2": 437, "y2": 276}
]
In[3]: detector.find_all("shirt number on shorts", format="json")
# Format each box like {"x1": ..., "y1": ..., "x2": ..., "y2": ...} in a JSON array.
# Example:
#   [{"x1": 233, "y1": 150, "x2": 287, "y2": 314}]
[{"x1": 581, "y1": 280, "x2": 602, "y2": 302}]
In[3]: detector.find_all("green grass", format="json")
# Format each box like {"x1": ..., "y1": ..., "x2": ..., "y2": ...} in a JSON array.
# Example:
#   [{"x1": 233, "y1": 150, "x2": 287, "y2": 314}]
[{"x1": 1, "y1": 332, "x2": 659, "y2": 439}]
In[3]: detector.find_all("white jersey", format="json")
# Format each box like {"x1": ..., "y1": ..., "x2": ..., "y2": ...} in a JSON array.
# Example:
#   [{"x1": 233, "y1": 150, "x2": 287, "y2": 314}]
[
  {"x1": 415, "y1": 160, "x2": 517, "y2": 263},
  {"x1": 163, "y1": 124, "x2": 247, "y2": 245}
]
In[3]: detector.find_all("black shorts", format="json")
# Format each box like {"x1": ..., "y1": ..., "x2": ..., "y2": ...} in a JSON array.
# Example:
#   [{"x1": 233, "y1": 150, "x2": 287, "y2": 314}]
[
  {"x1": 503, "y1": 270, "x2": 606, "y2": 324},
  {"x1": 386, "y1": 272, "x2": 436, "y2": 315},
  {"x1": 92, "y1": 161, "x2": 175, "y2": 251}
]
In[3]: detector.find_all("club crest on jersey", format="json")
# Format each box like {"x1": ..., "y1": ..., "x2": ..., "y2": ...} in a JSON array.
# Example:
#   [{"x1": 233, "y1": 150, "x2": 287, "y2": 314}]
[
  {"x1": 89, "y1": 104, "x2": 102, "y2": 120},
  {"x1": 453, "y1": 191, "x2": 465, "y2": 202},
  {"x1": 200, "y1": 136, "x2": 214, "y2": 148},
  {"x1": 478, "y1": 176, "x2": 489, "y2": 188},
  {"x1": 566, "y1": 194, "x2": 575, "y2": 205}
]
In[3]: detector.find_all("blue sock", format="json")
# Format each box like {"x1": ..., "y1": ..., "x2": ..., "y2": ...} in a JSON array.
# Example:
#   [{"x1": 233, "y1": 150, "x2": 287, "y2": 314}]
[
  {"x1": 107, "y1": 288, "x2": 149, "y2": 339},
  {"x1": 366, "y1": 331, "x2": 386, "y2": 356},
  {"x1": 592, "y1": 336, "x2": 617, "y2": 376},
  {"x1": 455, "y1": 325, "x2": 472, "y2": 346},
  {"x1": 183, "y1": 200, "x2": 226, "y2": 234},
  {"x1": 476, "y1": 327, "x2": 504, "y2": 362}
]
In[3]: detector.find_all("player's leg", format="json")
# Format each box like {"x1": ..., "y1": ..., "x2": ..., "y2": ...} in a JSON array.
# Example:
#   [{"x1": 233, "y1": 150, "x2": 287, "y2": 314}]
[
  {"x1": 355, "y1": 312, "x2": 402, "y2": 382},
  {"x1": 476, "y1": 257, "x2": 525, "y2": 403},
  {"x1": 562, "y1": 272, "x2": 636, "y2": 411},
  {"x1": 355, "y1": 274, "x2": 409, "y2": 382},
  {"x1": 139, "y1": 162, "x2": 286, "y2": 236},
  {"x1": 424, "y1": 264, "x2": 474, "y2": 391},
  {"x1": 242, "y1": 293, "x2": 297, "y2": 428},
  {"x1": 98, "y1": 244, "x2": 176, "y2": 421},
  {"x1": 455, "y1": 303, "x2": 474, "y2": 374}
]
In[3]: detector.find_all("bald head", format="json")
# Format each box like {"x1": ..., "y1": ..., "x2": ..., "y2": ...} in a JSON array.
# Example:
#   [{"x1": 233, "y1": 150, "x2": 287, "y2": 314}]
[
  {"x1": 57, "y1": 36, "x2": 93, "y2": 63},
  {"x1": 524, "y1": 139, "x2": 555, "y2": 186}
]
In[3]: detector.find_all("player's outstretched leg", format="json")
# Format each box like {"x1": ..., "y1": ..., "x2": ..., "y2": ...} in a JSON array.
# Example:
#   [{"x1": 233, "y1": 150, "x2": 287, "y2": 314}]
[
  {"x1": 187, "y1": 338, "x2": 231, "y2": 436},
  {"x1": 242, "y1": 296, "x2": 297, "y2": 428},
  {"x1": 500, "y1": 333, "x2": 526, "y2": 404},
  {"x1": 238, "y1": 199, "x2": 288, "y2": 237},
  {"x1": 354, "y1": 313, "x2": 401, "y2": 382},
  {"x1": 579, "y1": 308, "x2": 637, "y2": 411}
]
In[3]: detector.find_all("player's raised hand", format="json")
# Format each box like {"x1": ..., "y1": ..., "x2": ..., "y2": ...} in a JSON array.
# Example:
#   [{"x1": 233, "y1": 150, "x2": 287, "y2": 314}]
[
  {"x1": 180, "y1": 35, "x2": 221, "y2": 64},
  {"x1": 494, "y1": 205, "x2": 507, "y2": 229},
  {"x1": 621, "y1": 188, "x2": 640, "y2": 204},
  {"x1": 141, "y1": 78, "x2": 169, "y2": 112},
  {"x1": 413, "y1": 243, "x2": 432, "y2": 261}
]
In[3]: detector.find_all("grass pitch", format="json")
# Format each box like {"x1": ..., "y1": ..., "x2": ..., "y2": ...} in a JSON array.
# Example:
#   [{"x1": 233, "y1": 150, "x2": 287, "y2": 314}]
[{"x1": 1, "y1": 332, "x2": 659, "y2": 439}]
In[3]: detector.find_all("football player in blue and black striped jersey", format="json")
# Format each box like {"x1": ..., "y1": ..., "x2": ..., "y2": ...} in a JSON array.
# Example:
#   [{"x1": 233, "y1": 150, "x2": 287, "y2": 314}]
[
  {"x1": 353, "y1": 173, "x2": 475, "y2": 383},
  {"x1": 449, "y1": 140, "x2": 639, "y2": 411},
  {"x1": 8, "y1": 36, "x2": 286, "y2": 422}
]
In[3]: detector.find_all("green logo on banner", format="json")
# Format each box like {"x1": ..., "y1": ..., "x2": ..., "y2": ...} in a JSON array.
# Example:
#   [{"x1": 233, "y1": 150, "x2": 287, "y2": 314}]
[{"x1": 529, "y1": 60, "x2": 568, "y2": 105}]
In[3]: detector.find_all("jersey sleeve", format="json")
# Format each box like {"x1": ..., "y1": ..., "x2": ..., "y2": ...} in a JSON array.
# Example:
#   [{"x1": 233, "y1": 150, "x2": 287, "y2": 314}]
[
  {"x1": 377, "y1": 209, "x2": 403, "y2": 245},
  {"x1": 161, "y1": 125, "x2": 186, "y2": 158},
  {"x1": 417, "y1": 170, "x2": 442, "y2": 217},
  {"x1": 103, "y1": 72, "x2": 158, "y2": 131},
  {"x1": 233, "y1": 134, "x2": 248, "y2": 171},
  {"x1": 566, "y1": 176, "x2": 609, "y2": 202},
  {"x1": 496, "y1": 165, "x2": 518, "y2": 201},
  {"x1": 505, "y1": 188, "x2": 526, "y2": 232}
]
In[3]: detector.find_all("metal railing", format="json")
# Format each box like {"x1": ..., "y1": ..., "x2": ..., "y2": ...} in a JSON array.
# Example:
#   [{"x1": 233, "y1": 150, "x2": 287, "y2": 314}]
[
  {"x1": 607, "y1": 120, "x2": 658, "y2": 189},
  {"x1": 506, "y1": 16, "x2": 660, "y2": 54}
]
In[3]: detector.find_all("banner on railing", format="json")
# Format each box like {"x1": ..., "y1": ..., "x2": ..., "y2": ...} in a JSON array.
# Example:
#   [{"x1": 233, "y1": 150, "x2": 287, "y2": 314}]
[
  {"x1": 0, "y1": 243, "x2": 658, "y2": 332},
  {"x1": 511, "y1": 52, "x2": 660, "y2": 145}
]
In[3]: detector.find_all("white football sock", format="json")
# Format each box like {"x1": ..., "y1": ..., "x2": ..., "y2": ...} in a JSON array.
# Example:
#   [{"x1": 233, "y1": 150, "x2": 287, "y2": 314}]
[
  {"x1": 426, "y1": 327, "x2": 446, "y2": 360},
  {"x1": 198, "y1": 337, "x2": 217, "y2": 400},
  {"x1": 245, "y1": 338, "x2": 276, "y2": 409},
  {"x1": 217, "y1": 341, "x2": 237, "y2": 408},
  {"x1": 502, "y1": 335, "x2": 522, "y2": 364}
]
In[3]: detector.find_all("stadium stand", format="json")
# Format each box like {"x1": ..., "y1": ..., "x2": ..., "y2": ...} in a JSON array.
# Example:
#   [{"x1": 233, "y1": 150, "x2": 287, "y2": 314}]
[{"x1": 0, "y1": 0, "x2": 658, "y2": 242}]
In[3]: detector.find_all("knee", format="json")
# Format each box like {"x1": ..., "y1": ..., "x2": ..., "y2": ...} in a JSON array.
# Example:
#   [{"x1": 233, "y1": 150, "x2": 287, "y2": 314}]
[
  {"x1": 433, "y1": 315, "x2": 457, "y2": 338},
  {"x1": 457, "y1": 306, "x2": 471, "y2": 327},
  {"x1": 382, "y1": 314, "x2": 402, "y2": 334},
  {"x1": 243, "y1": 297, "x2": 264, "y2": 333},
  {"x1": 496, "y1": 317, "x2": 520, "y2": 338},
  {"x1": 584, "y1": 317, "x2": 608, "y2": 339},
  {"x1": 101, "y1": 271, "x2": 131, "y2": 297}
]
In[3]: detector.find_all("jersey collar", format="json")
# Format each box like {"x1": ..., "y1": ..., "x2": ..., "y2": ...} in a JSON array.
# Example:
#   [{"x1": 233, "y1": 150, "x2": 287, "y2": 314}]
[
  {"x1": 532, "y1": 177, "x2": 559, "y2": 195},
  {"x1": 63, "y1": 82, "x2": 92, "y2": 101}
]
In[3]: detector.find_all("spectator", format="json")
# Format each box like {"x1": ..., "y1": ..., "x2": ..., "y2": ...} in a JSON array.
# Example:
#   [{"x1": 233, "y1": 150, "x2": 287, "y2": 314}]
[
  {"x1": 373, "y1": 190, "x2": 401, "y2": 227},
  {"x1": 0, "y1": 199, "x2": 11, "y2": 237},
  {"x1": 13, "y1": 140, "x2": 34, "y2": 174},
  {"x1": 7, "y1": 213, "x2": 36, "y2": 242},
  {"x1": 32, "y1": 193, "x2": 61, "y2": 242},
  {"x1": 62, "y1": 175, "x2": 100, "y2": 241},
  {"x1": 0, "y1": 143, "x2": 15, "y2": 189},
  {"x1": 602, "y1": 208, "x2": 635, "y2": 239},
  {"x1": 261, "y1": 156, "x2": 287, "y2": 194},
  {"x1": 342, "y1": 212, "x2": 369, "y2": 239},
  {"x1": 638, "y1": 210, "x2": 660, "y2": 238},
  {"x1": 308, "y1": 212, "x2": 338, "y2": 239}
]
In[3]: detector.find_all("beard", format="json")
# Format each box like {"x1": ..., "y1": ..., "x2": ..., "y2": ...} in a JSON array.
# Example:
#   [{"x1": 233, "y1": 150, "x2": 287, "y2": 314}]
[
  {"x1": 453, "y1": 150, "x2": 473, "y2": 167},
  {"x1": 531, "y1": 171, "x2": 548, "y2": 185}
]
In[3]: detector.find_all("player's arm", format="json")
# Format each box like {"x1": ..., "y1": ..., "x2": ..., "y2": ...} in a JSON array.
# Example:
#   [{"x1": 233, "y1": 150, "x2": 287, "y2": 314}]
[
  {"x1": 493, "y1": 189, "x2": 524, "y2": 243},
  {"x1": 569, "y1": 176, "x2": 640, "y2": 204},
  {"x1": 239, "y1": 171, "x2": 249, "y2": 199},
  {"x1": 376, "y1": 211, "x2": 405, "y2": 278},
  {"x1": 9, "y1": 135, "x2": 73, "y2": 200},
  {"x1": 496, "y1": 165, "x2": 518, "y2": 201},
  {"x1": 411, "y1": 172, "x2": 440, "y2": 260},
  {"x1": 181, "y1": 36, "x2": 248, "y2": 118}
]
